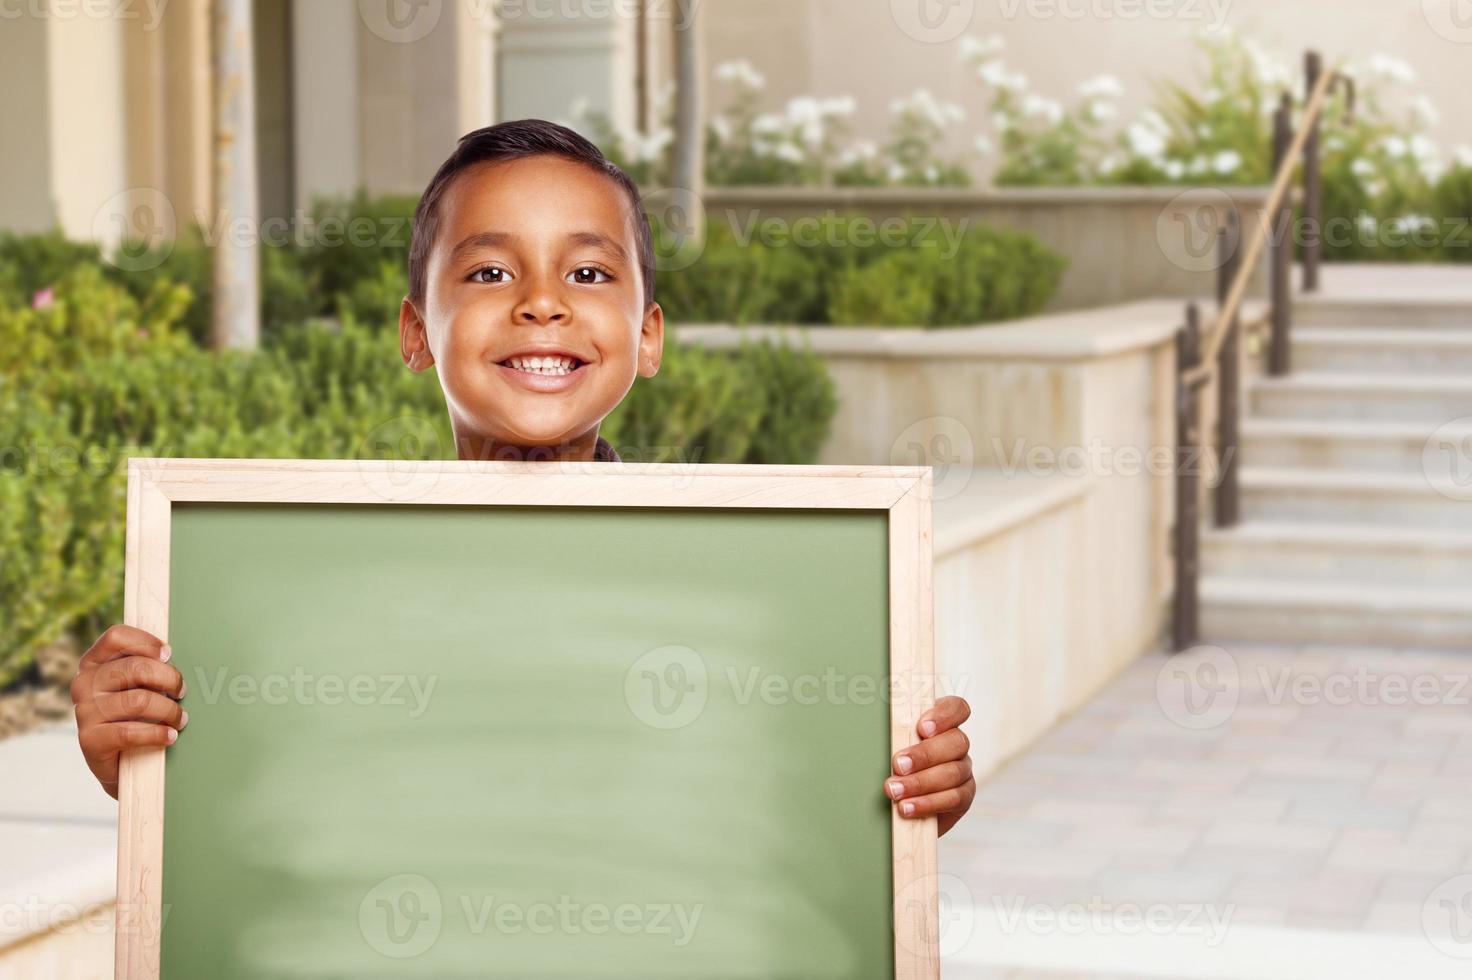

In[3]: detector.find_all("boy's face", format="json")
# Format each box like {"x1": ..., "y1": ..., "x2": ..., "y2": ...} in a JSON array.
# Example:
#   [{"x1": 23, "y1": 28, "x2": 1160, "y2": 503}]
[{"x1": 400, "y1": 155, "x2": 663, "y2": 457}]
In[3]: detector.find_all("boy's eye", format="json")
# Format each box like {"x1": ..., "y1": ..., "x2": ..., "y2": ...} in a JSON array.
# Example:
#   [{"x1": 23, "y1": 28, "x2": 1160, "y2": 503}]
[
  {"x1": 569, "y1": 266, "x2": 612, "y2": 285},
  {"x1": 469, "y1": 267, "x2": 510, "y2": 284}
]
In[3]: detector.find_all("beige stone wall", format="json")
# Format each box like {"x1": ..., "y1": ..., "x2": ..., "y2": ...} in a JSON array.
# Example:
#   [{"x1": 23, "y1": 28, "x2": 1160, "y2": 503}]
[{"x1": 694, "y1": 0, "x2": 1472, "y2": 183}]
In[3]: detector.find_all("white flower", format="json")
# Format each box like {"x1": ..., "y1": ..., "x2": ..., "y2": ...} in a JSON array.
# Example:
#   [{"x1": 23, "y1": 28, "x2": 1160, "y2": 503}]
[
  {"x1": 1164, "y1": 159, "x2": 1186, "y2": 180},
  {"x1": 1381, "y1": 135, "x2": 1408, "y2": 158},
  {"x1": 1089, "y1": 101, "x2": 1117, "y2": 123},
  {"x1": 1188, "y1": 154, "x2": 1209, "y2": 175},
  {"x1": 893, "y1": 89, "x2": 965, "y2": 129},
  {"x1": 977, "y1": 61, "x2": 1027, "y2": 91},
  {"x1": 752, "y1": 113, "x2": 785, "y2": 135},
  {"x1": 1352, "y1": 158, "x2": 1376, "y2": 179},
  {"x1": 959, "y1": 34, "x2": 1005, "y2": 61},
  {"x1": 1099, "y1": 155, "x2": 1120, "y2": 176},
  {"x1": 1364, "y1": 178, "x2": 1386, "y2": 199},
  {"x1": 711, "y1": 115, "x2": 733, "y2": 143},
  {"x1": 1357, "y1": 213, "x2": 1378, "y2": 235},
  {"x1": 1202, "y1": 87, "x2": 1222, "y2": 106},
  {"x1": 887, "y1": 162, "x2": 908, "y2": 182},
  {"x1": 1456, "y1": 145, "x2": 1472, "y2": 169},
  {"x1": 1411, "y1": 95, "x2": 1440, "y2": 126},
  {"x1": 714, "y1": 60, "x2": 765, "y2": 90},
  {"x1": 923, "y1": 164, "x2": 939, "y2": 183},
  {"x1": 992, "y1": 111, "x2": 1012, "y2": 132},
  {"x1": 1366, "y1": 53, "x2": 1416, "y2": 84},
  {"x1": 1326, "y1": 135, "x2": 1345, "y2": 153},
  {"x1": 1077, "y1": 74, "x2": 1123, "y2": 99},
  {"x1": 1022, "y1": 94, "x2": 1063, "y2": 125},
  {"x1": 1410, "y1": 134, "x2": 1438, "y2": 161},
  {"x1": 1140, "y1": 109, "x2": 1170, "y2": 135},
  {"x1": 774, "y1": 141, "x2": 804, "y2": 164},
  {"x1": 1127, "y1": 122, "x2": 1167, "y2": 159},
  {"x1": 973, "y1": 134, "x2": 992, "y2": 156},
  {"x1": 1213, "y1": 150, "x2": 1243, "y2": 175},
  {"x1": 626, "y1": 127, "x2": 673, "y2": 163}
]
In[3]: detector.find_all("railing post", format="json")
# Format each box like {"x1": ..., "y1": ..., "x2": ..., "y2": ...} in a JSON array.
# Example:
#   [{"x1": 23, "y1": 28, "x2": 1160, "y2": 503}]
[
  {"x1": 1303, "y1": 51, "x2": 1323, "y2": 292},
  {"x1": 1268, "y1": 92, "x2": 1294, "y2": 377},
  {"x1": 1173, "y1": 304, "x2": 1203, "y2": 652},
  {"x1": 1215, "y1": 208, "x2": 1242, "y2": 528}
]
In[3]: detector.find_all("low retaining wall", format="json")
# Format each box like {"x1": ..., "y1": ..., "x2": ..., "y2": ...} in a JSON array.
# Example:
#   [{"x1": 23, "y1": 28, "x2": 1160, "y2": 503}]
[
  {"x1": 677, "y1": 298, "x2": 1185, "y2": 773},
  {"x1": 700, "y1": 185, "x2": 1275, "y2": 312}
]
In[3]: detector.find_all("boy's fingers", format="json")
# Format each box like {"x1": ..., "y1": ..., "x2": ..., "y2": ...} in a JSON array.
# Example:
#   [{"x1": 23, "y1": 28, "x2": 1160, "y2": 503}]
[
  {"x1": 892, "y1": 727, "x2": 969, "y2": 776},
  {"x1": 77, "y1": 625, "x2": 168, "y2": 672},
  {"x1": 915, "y1": 696, "x2": 970, "y2": 739},
  {"x1": 894, "y1": 778, "x2": 977, "y2": 820},
  {"x1": 81, "y1": 690, "x2": 188, "y2": 729},
  {"x1": 885, "y1": 758, "x2": 972, "y2": 802},
  {"x1": 79, "y1": 721, "x2": 178, "y2": 759},
  {"x1": 84, "y1": 657, "x2": 185, "y2": 701}
]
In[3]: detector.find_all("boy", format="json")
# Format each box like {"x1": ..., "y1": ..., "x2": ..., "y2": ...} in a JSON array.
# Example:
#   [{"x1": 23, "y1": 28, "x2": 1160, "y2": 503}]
[{"x1": 72, "y1": 120, "x2": 976, "y2": 835}]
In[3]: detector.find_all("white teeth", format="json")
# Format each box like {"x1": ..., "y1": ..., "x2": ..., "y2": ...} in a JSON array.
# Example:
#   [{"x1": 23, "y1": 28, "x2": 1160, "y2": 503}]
[{"x1": 508, "y1": 355, "x2": 578, "y2": 375}]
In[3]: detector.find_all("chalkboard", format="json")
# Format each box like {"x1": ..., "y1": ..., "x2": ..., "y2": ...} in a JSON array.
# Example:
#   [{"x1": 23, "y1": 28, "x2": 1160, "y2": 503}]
[{"x1": 115, "y1": 459, "x2": 938, "y2": 979}]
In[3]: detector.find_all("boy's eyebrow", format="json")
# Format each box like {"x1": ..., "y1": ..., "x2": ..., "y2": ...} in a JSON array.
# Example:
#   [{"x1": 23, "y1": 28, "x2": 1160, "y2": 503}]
[{"x1": 447, "y1": 230, "x2": 629, "y2": 265}]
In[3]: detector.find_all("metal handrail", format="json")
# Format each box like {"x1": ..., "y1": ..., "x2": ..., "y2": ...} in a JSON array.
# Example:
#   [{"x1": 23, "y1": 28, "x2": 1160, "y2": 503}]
[
  {"x1": 1182, "y1": 62, "x2": 1351, "y2": 389},
  {"x1": 1171, "y1": 49, "x2": 1355, "y2": 652}
]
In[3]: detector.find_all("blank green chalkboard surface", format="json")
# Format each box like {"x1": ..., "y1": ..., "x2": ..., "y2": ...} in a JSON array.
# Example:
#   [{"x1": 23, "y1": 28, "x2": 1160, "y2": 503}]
[{"x1": 116, "y1": 459, "x2": 938, "y2": 980}]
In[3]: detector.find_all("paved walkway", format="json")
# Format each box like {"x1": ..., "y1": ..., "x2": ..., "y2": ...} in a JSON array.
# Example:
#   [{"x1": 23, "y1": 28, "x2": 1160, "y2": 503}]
[{"x1": 940, "y1": 643, "x2": 1472, "y2": 979}]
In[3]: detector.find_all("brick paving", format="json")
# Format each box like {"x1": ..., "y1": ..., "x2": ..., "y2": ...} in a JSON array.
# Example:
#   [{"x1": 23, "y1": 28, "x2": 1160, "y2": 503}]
[{"x1": 940, "y1": 644, "x2": 1472, "y2": 978}]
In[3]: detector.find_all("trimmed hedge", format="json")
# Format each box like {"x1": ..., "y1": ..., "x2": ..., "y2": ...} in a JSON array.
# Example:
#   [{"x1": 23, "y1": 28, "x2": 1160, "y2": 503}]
[
  {"x1": 0, "y1": 269, "x2": 837, "y2": 686},
  {"x1": 654, "y1": 213, "x2": 1066, "y2": 327}
]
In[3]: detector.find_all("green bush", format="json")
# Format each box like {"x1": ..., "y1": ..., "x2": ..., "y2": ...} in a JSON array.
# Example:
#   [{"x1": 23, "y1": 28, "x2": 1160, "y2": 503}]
[
  {"x1": 657, "y1": 213, "x2": 1065, "y2": 327},
  {"x1": 0, "y1": 269, "x2": 838, "y2": 683}
]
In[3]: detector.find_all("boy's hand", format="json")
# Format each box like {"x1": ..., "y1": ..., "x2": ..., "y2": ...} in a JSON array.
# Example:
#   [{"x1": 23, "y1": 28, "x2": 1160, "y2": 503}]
[
  {"x1": 71, "y1": 625, "x2": 187, "y2": 800},
  {"x1": 885, "y1": 695, "x2": 975, "y2": 837}
]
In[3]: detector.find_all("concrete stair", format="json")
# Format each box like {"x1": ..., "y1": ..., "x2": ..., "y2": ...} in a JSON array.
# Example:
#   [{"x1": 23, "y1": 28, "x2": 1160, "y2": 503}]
[{"x1": 1199, "y1": 268, "x2": 1472, "y2": 650}]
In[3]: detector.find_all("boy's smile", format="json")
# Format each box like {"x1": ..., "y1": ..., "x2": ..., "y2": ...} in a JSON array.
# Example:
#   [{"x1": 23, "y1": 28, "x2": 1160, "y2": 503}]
[{"x1": 399, "y1": 154, "x2": 663, "y2": 461}]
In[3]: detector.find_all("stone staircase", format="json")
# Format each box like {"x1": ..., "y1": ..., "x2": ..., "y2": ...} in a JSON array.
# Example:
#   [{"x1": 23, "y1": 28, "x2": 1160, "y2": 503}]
[{"x1": 1200, "y1": 271, "x2": 1472, "y2": 650}]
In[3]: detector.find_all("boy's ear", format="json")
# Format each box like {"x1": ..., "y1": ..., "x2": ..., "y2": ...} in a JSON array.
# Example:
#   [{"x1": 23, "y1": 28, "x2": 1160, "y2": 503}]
[
  {"x1": 637, "y1": 301, "x2": 664, "y2": 378},
  {"x1": 399, "y1": 297, "x2": 435, "y2": 372}
]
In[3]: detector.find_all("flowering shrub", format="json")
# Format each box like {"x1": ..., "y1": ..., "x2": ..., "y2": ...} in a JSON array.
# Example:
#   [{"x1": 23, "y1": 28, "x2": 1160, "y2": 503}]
[
  {"x1": 959, "y1": 30, "x2": 1470, "y2": 261},
  {"x1": 564, "y1": 61, "x2": 976, "y2": 188}
]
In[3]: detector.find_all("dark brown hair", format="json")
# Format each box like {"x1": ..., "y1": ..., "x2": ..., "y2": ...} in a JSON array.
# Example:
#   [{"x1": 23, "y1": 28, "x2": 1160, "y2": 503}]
[{"x1": 407, "y1": 119, "x2": 655, "y2": 310}]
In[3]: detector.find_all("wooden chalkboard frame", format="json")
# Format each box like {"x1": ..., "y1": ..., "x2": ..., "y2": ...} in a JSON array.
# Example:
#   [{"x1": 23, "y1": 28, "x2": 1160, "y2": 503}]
[{"x1": 116, "y1": 457, "x2": 938, "y2": 979}]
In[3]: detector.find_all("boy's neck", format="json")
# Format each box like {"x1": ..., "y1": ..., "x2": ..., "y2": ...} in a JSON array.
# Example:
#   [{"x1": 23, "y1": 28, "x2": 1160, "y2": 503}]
[{"x1": 454, "y1": 428, "x2": 602, "y2": 463}]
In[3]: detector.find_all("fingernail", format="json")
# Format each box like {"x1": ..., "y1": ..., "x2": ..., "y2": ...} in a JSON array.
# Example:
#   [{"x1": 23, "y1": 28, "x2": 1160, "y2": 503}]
[
  {"x1": 920, "y1": 720, "x2": 937, "y2": 737},
  {"x1": 888, "y1": 780, "x2": 905, "y2": 800},
  {"x1": 179, "y1": 679, "x2": 187, "y2": 699},
  {"x1": 160, "y1": 644, "x2": 172, "y2": 662},
  {"x1": 901, "y1": 801, "x2": 915, "y2": 816},
  {"x1": 179, "y1": 711, "x2": 189, "y2": 729},
  {"x1": 896, "y1": 754, "x2": 914, "y2": 775},
  {"x1": 166, "y1": 728, "x2": 178, "y2": 744}
]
